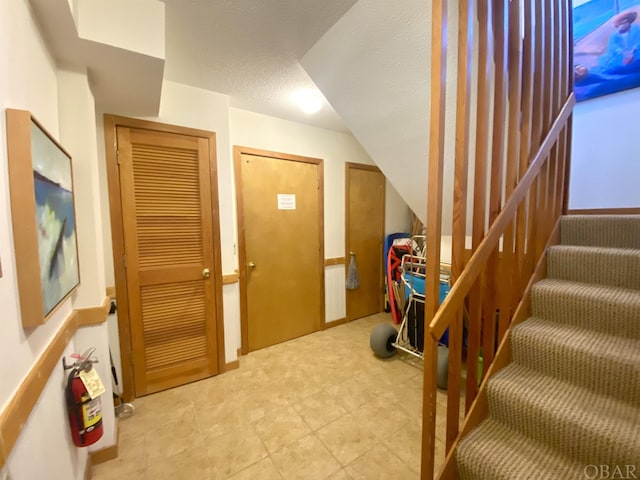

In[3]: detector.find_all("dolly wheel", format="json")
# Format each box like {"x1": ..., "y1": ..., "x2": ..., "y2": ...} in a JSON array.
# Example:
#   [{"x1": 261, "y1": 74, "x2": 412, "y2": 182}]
[{"x1": 370, "y1": 323, "x2": 398, "y2": 358}]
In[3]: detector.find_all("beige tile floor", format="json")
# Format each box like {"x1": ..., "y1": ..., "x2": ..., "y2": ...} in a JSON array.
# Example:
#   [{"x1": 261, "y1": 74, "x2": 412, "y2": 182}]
[{"x1": 92, "y1": 313, "x2": 452, "y2": 480}]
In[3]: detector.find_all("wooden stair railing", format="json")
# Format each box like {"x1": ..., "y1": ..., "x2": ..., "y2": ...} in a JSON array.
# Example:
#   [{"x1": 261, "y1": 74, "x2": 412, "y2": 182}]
[{"x1": 420, "y1": 0, "x2": 575, "y2": 478}]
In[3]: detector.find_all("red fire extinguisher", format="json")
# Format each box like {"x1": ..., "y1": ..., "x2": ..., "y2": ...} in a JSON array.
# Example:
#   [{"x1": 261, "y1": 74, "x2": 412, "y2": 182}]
[{"x1": 65, "y1": 349, "x2": 104, "y2": 447}]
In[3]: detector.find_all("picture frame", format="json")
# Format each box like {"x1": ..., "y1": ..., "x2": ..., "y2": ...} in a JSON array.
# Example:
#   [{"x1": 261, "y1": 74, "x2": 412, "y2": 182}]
[
  {"x1": 574, "y1": 0, "x2": 640, "y2": 102},
  {"x1": 6, "y1": 109, "x2": 80, "y2": 328}
]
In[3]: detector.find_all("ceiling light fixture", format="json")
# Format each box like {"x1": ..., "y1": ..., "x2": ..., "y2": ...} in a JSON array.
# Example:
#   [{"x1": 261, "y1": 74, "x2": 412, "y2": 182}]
[{"x1": 293, "y1": 90, "x2": 323, "y2": 114}]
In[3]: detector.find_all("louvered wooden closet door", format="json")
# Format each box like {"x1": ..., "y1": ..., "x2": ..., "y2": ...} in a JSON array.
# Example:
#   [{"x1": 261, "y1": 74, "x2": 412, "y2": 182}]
[{"x1": 118, "y1": 127, "x2": 219, "y2": 395}]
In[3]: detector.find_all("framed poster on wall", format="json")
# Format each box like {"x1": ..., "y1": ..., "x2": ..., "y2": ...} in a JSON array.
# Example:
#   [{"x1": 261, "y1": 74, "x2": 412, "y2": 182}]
[
  {"x1": 574, "y1": 0, "x2": 640, "y2": 101},
  {"x1": 6, "y1": 109, "x2": 80, "y2": 327}
]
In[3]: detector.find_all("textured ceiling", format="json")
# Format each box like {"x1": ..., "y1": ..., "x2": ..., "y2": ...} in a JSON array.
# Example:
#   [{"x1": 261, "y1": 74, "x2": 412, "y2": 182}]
[{"x1": 160, "y1": 0, "x2": 358, "y2": 132}]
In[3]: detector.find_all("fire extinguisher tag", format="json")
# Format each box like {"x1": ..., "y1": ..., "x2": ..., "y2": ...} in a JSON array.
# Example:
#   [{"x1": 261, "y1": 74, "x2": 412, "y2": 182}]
[{"x1": 79, "y1": 368, "x2": 106, "y2": 399}]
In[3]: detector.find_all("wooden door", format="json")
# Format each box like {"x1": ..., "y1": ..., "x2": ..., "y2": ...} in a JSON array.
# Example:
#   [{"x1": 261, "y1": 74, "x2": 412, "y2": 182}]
[
  {"x1": 235, "y1": 147, "x2": 324, "y2": 352},
  {"x1": 115, "y1": 123, "x2": 223, "y2": 396},
  {"x1": 346, "y1": 163, "x2": 385, "y2": 321}
]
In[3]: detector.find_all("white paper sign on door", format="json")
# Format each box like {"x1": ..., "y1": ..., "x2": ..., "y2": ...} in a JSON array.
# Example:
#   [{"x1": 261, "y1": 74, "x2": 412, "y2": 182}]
[{"x1": 277, "y1": 194, "x2": 296, "y2": 210}]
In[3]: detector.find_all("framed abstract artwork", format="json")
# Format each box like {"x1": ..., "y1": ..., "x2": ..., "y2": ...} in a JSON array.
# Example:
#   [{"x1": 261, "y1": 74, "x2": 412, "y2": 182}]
[
  {"x1": 574, "y1": 0, "x2": 640, "y2": 101},
  {"x1": 6, "y1": 109, "x2": 80, "y2": 327}
]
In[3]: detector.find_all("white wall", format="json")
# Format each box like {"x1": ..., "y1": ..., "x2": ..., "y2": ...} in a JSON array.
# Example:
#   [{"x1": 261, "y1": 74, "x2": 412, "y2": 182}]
[
  {"x1": 0, "y1": 1, "x2": 114, "y2": 478},
  {"x1": 75, "y1": 0, "x2": 165, "y2": 59},
  {"x1": 386, "y1": 181, "x2": 413, "y2": 236},
  {"x1": 58, "y1": 69, "x2": 107, "y2": 309},
  {"x1": 569, "y1": 88, "x2": 640, "y2": 209}
]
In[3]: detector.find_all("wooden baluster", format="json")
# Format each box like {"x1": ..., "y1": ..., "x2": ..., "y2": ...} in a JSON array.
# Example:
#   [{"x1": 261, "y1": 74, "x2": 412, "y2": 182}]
[
  {"x1": 526, "y1": 176, "x2": 540, "y2": 281},
  {"x1": 549, "y1": 0, "x2": 564, "y2": 224},
  {"x1": 421, "y1": 0, "x2": 447, "y2": 476},
  {"x1": 549, "y1": 142, "x2": 560, "y2": 231},
  {"x1": 541, "y1": 0, "x2": 556, "y2": 251},
  {"x1": 447, "y1": 0, "x2": 474, "y2": 453},
  {"x1": 483, "y1": 0, "x2": 509, "y2": 374},
  {"x1": 466, "y1": 275, "x2": 483, "y2": 412},
  {"x1": 552, "y1": 0, "x2": 565, "y2": 224},
  {"x1": 555, "y1": 128, "x2": 568, "y2": 219},
  {"x1": 423, "y1": 336, "x2": 440, "y2": 480},
  {"x1": 532, "y1": 0, "x2": 546, "y2": 149},
  {"x1": 466, "y1": 0, "x2": 493, "y2": 411},
  {"x1": 553, "y1": 0, "x2": 563, "y2": 119},
  {"x1": 568, "y1": 0, "x2": 575, "y2": 96},
  {"x1": 562, "y1": 118, "x2": 573, "y2": 215},
  {"x1": 525, "y1": 0, "x2": 545, "y2": 280},
  {"x1": 562, "y1": 0, "x2": 574, "y2": 216},
  {"x1": 536, "y1": 157, "x2": 551, "y2": 260},
  {"x1": 515, "y1": 1, "x2": 535, "y2": 305},
  {"x1": 543, "y1": 0, "x2": 555, "y2": 131},
  {"x1": 500, "y1": 0, "x2": 523, "y2": 342}
]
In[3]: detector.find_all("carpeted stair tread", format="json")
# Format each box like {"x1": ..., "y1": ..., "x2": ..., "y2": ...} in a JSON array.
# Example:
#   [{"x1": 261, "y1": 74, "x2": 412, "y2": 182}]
[
  {"x1": 510, "y1": 317, "x2": 640, "y2": 404},
  {"x1": 531, "y1": 278, "x2": 640, "y2": 339},
  {"x1": 561, "y1": 215, "x2": 640, "y2": 249},
  {"x1": 456, "y1": 417, "x2": 585, "y2": 480},
  {"x1": 455, "y1": 215, "x2": 640, "y2": 478},
  {"x1": 487, "y1": 363, "x2": 640, "y2": 466},
  {"x1": 547, "y1": 245, "x2": 640, "y2": 290}
]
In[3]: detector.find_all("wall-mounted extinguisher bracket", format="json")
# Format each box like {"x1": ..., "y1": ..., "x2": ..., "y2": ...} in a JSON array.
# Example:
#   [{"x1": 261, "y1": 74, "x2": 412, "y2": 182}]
[
  {"x1": 62, "y1": 347, "x2": 98, "y2": 372},
  {"x1": 64, "y1": 347, "x2": 105, "y2": 447}
]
